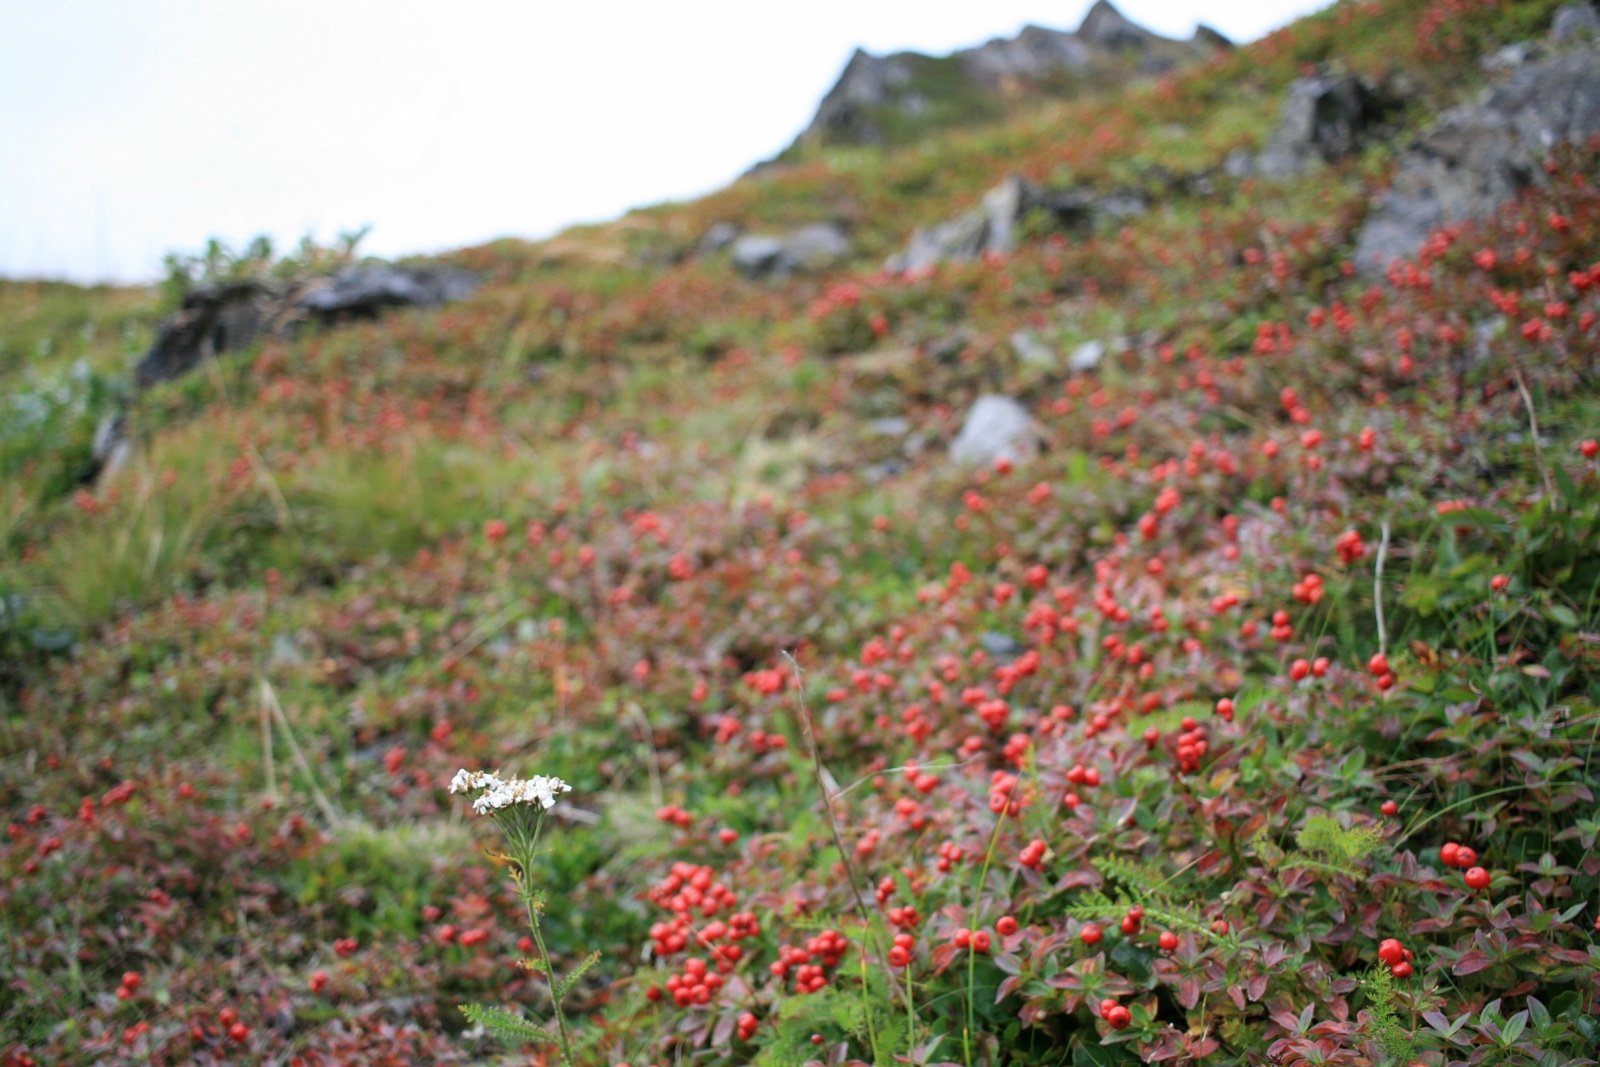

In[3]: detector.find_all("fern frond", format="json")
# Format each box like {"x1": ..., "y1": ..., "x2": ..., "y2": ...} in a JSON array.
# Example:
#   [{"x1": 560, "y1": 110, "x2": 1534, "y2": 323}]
[
  {"x1": 459, "y1": 1003, "x2": 551, "y2": 1047},
  {"x1": 1094, "y1": 854, "x2": 1180, "y2": 901},
  {"x1": 1359, "y1": 966, "x2": 1415, "y2": 1060},
  {"x1": 554, "y1": 951, "x2": 602, "y2": 998},
  {"x1": 1297, "y1": 813, "x2": 1383, "y2": 863}
]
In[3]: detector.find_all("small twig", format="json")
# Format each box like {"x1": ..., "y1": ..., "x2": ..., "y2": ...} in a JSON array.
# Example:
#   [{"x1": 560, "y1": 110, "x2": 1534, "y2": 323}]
[
  {"x1": 1509, "y1": 361, "x2": 1556, "y2": 499},
  {"x1": 623, "y1": 701, "x2": 665, "y2": 809},
  {"x1": 259, "y1": 678, "x2": 343, "y2": 827},
  {"x1": 831, "y1": 754, "x2": 986, "y2": 800},
  {"x1": 782, "y1": 653, "x2": 907, "y2": 1005},
  {"x1": 260, "y1": 684, "x2": 278, "y2": 800},
  {"x1": 1374, "y1": 521, "x2": 1391, "y2": 658}
]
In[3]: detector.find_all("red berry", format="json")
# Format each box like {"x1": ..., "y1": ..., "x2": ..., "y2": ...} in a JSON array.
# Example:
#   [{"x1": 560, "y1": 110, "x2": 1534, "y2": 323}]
[
  {"x1": 1379, "y1": 800, "x2": 1398, "y2": 817},
  {"x1": 996, "y1": 916, "x2": 1018, "y2": 937},
  {"x1": 1158, "y1": 930, "x2": 1179, "y2": 951},
  {"x1": 1080, "y1": 924, "x2": 1103, "y2": 945},
  {"x1": 1377, "y1": 938, "x2": 1404, "y2": 965},
  {"x1": 1464, "y1": 866, "x2": 1490, "y2": 890},
  {"x1": 1456, "y1": 846, "x2": 1478, "y2": 868},
  {"x1": 1390, "y1": 960, "x2": 1413, "y2": 979},
  {"x1": 1367, "y1": 652, "x2": 1389, "y2": 676},
  {"x1": 1440, "y1": 842, "x2": 1461, "y2": 867}
]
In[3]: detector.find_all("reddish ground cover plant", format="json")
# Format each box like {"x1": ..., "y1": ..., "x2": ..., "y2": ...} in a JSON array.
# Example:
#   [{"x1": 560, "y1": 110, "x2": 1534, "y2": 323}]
[{"x1": 3, "y1": 0, "x2": 1599, "y2": 1064}]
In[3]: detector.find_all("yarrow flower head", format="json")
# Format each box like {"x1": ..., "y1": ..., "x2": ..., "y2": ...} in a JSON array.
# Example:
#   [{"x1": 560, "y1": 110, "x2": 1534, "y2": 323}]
[{"x1": 449, "y1": 768, "x2": 571, "y2": 814}]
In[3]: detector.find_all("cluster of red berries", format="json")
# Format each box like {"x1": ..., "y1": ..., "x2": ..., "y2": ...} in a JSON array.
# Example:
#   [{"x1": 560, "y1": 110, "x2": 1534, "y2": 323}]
[
  {"x1": 1291, "y1": 573, "x2": 1325, "y2": 604},
  {"x1": 1119, "y1": 905, "x2": 1145, "y2": 936},
  {"x1": 1288, "y1": 657, "x2": 1331, "y2": 682},
  {"x1": 1099, "y1": 998, "x2": 1132, "y2": 1030},
  {"x1": 1173, "y1": 717, "x2": 1210, "y2": 774},
  {"x1": 1019, "y1": 838, "x2": 1047, "y2": 869},
  {"x1": 1440, "y1": 842, "x2": 1490, "y2": 889},
  {"x1": 1269, "y1": 609, "x2": 1294, "y2": 643},
  {"x1": 953, "y1": 927, "x2": 992, "y2": 953},
  {"x1": 1368, "y1": 652, "x2": 1397, "y2": 692},
  {"x1": 660, "y1": 956, "x2": 724, "y2": 1006},
  {"x1": 1377, "y1": 938, "x2": 1415, "y2": 978},
  {"x1": 936, "y1": 840, "x2": 965, "y2": 872},
  {"x1": 988, "y1": 771, "x2": 1026, "y2": 816},
  {"x1": 736, "y1": 1011, "x2": 760, "y2": 1041},
  {"x1": 655, "y1": 804, "x2": 694, "y2": 828},
  {"x1": 1335, "y1": 528, "x2": 1366, "y2": 564},
  {"x1": 768, "y1": 929, "x2": 848, "y2": 993},
  {"x1": 888, "y1": 932, "x2": 918, "y2": 967},
  {"x1": 190, "y1": 1006, "x2": 250, "y2": 1045},
  {"x1": 114, "y1": 970, "x2": 141, "y2": 1001}
]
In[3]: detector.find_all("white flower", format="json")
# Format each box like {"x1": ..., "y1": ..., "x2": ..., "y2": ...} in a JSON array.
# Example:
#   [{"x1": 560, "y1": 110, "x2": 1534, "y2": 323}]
[{"x1": 451, "y1": 768, "x2": 570, "y2": 813}]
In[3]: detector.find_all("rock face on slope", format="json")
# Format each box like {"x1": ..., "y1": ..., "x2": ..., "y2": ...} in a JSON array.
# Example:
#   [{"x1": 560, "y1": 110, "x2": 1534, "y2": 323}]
[
  {"x1": 788, "y1": 0, "x2": 1229, "y2": 151},
  {"x1": 886, "y1": 174, "x2": 1148, "y2": 273},
  {"x1": 1256, "y1": 72, "x2": 1399, "y2": 178},
  {"x1": 1354, "y1": 38, "x2": 1600, "y2": 272},
  {"x1": 134, "y1": 264, "x2": 477, "y2": 390}
]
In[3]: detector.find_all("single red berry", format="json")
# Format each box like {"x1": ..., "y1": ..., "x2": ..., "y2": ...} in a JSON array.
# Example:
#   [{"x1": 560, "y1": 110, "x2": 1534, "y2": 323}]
[
  {"x1": 996, "y1": 915, "x2": 1018, "y2": 937},
  {"x1": 1440, "y1": 842, "x2": 1461, "y2": 867},
  {"x1": 1158, "y1": 930, "x2": 1179, "y2": 951},
  {"x1": 1581, "y1": 439, "x2": 1598, "y2": 458},
  {"x1": 1377, "y1": 939, "x2": 1405, "y2": 965},
  {"x1": 1380, "y1": 800, "x2": 1398, "y2": 817},
  {"x1": 1390, "y1": 960, "x2": 1413, "y2": 979},
  {"x1": 1367, "y1": 652, "x2": 1389, "y2": 676},
  {"x1": 1080, "y1": 923, "x2": 1103, "y2": 945},
  {"x1": 1464, "y1": 866, "x2": 1490, "y2": 890},
  {"x1": 1456, "y1": 846, "x2": 1478, "y2": 868}
]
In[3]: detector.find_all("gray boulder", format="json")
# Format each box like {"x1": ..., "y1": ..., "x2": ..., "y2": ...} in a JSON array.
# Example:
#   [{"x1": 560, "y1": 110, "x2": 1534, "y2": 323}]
[
  {"x1": 949, "y1": 395, "x2": 1043, "y2": 466},
  {"x1": 1257, "y1": 73, "x2": 1395, "y2": 179},
  {"x1": 135, "y1": 280, "x2": 286, "y2": 389},
  {"x1": 134, "y1": 263, "x2": 478, "y2": 390},
  {"x1": 297, "y1": 264, "x2": 477, "y2": 320},
  {"x1": 1551, "y1": 2, "x2": 1600, "y2": 42},
  {"x1": 1355, "y1": 43, "x2": 1600, "y2": 272},
  {"x1": 731, "y1": 223, "x2": 851, "y2": 279}
]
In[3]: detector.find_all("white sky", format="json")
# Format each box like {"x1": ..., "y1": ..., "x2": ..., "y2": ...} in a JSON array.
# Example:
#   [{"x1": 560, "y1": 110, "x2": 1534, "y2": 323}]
[{"x1": 0, "y1": 0, "x2": 1330, "y2": 284}]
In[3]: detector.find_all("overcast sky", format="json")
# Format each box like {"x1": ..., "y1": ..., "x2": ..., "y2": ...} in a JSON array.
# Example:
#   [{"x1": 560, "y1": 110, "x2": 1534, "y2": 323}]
[{"x1": 0, "y1": 0, "x2": 1330, "y2": 284}]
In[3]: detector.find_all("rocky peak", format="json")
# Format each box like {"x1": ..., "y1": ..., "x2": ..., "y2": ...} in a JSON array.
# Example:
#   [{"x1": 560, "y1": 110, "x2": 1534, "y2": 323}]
[
  {"x1": 1077, "y1": 0, "x2": 1157, "y2": 50},
  {"x1": 779, "y1": 3, "x2": 1229, "y2": 155}
]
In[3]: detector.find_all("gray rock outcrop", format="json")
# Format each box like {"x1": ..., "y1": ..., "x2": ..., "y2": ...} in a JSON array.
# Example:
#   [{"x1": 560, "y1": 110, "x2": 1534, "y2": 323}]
[
  {"x1": 134, "y1": 264, "x2": 477, "y2": 390},
  {"x1": 1354, "y1": 41, "x2": 1600, "y2": 272},
  {"x1": 950, "y1": 395, "x2": 1044, "y2": 466},
  {"x1": 730, "y1": 223, "x2": 852, "y2": 279}
]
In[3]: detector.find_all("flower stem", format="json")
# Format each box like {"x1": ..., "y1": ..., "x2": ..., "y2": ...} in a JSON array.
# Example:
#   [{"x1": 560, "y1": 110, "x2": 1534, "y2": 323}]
[{"x1": 523, "y1": 888, "x2": 576, "y2": 1067}]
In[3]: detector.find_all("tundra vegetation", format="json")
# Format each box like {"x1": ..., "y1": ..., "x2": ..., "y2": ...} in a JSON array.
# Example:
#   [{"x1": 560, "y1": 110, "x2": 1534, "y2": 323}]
[{"x1": 2, "y1": 0, "x2": 1599, "y2": 1064}]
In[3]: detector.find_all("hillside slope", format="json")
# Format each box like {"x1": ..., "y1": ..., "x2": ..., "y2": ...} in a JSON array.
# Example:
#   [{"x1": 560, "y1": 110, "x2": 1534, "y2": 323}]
[{"x1": 3, "y1": 1, "x2": 1600, "y2": 1065}]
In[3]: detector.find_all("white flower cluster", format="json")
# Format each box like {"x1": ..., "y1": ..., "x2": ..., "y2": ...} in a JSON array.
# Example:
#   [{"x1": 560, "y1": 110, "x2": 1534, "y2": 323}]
[{"x1": 449, "y1": 768, "x2": 570, "y2": 814}]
